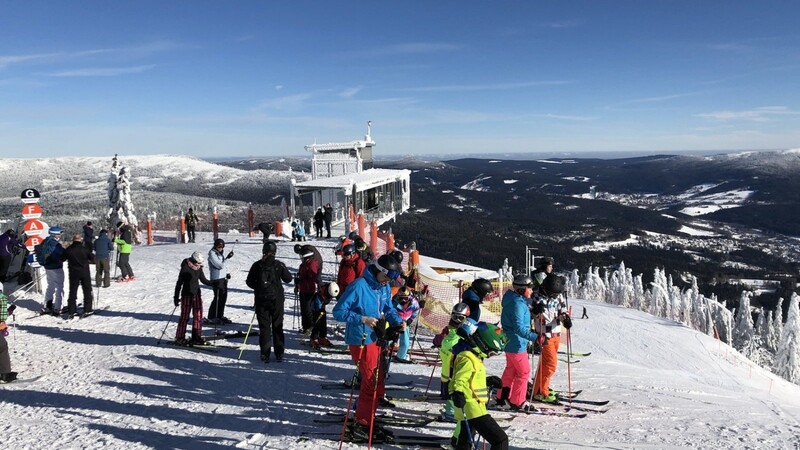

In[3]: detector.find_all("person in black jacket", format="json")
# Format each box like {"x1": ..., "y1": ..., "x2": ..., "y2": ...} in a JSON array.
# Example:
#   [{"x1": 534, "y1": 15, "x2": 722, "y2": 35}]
[
  {"x1": 246, "y1": 240, "x2": 293, "y2": 363},
  {"x1": 323, "y1": 203, "x2": 333, "y2": 238},
  {"x1": 174, "y1": 251, "x2": 213, "y2": 345},
  {"x1": 313, "y1": 208, "x2": 325, "y2": 238},
  {"x1": 61, "y1": 234, "x2": 95, "y2": 318}
]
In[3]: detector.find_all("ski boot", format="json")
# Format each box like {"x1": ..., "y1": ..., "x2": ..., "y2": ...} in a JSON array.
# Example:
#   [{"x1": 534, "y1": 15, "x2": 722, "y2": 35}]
[
  {"x1": 309, "y1": 339, "x2": 320, "y2": 349},
  {"x1": 318, "y1": 337, "x2": 333, "y2": 347},
  {"x1": 533, "y1": 392, "x2": 559, "y2": 404}
]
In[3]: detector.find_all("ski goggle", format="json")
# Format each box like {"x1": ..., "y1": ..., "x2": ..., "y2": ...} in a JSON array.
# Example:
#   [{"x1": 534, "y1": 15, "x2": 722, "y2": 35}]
[{"x1": 374, "y1": 261, "x2": 401, "y2": 280}]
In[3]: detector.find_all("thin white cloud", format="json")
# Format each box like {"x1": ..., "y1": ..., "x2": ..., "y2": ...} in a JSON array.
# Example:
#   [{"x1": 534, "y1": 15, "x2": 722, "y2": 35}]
[
  {"x1": 0, "y1": 40, "x2": 183, "y2": 70},
  {"x1": 48, "y1": 65, "x2": 155, "y2": 77},
  {"x1": 547, "y1": 19, "x2": 585, "y2": 29},
  {"x1": 535, "y1": 113, "x2": 596, "y2": 121},
  {"x1": 274, "y1": 85, "x2": 284, "y2": 91},
  {"x1": 256, "y1": 93, "x2": 314, "y2": 110},
  {"x1": 694, "y1": 106, "x2": 800, "y2": 122},
  {"x1": 339, "y1": 86, "x2": 362, "y2": 99},
  {"x1": 339, "y1": 42, "x2": 460, "y2": 58},
  {"x1": 398, "y1": 80, "x2": 572, "y2": 93},
  {"x1": 606, "y1": 91, "x2": 707, "y2": 110}
]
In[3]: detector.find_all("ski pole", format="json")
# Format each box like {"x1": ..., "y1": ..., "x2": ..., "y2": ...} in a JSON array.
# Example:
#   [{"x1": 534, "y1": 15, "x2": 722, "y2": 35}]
[
  {"x1": 422, "y1": 362, "x2": 437, "y2": 399},
  {"x1": 157, "y1": 304, "x2": 179, "y2": 345},
  {"x1": 237, "y1": 310, "x2": 258, "y2": 360},
  {"x1": 339, "y1": 332, "x2": 366, "y2": 450},
  {"x1": 461, "y1": 408, "x2": 479, "y2": 450}
]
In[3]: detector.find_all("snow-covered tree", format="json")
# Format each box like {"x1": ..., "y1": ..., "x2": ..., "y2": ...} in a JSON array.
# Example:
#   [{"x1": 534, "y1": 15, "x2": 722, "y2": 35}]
[
  {"x1": 774, "y1": 293, "x2": 800, "y2": 384},
  {"x1": 106, "y1": 154, "x2": 140, "y2": 243},
  {"x1": 732, "y1": 291, "x2": 755, "y2": 355},
  {"x1": 770, "y1": 297, "x2": 785, "y2": 353}
]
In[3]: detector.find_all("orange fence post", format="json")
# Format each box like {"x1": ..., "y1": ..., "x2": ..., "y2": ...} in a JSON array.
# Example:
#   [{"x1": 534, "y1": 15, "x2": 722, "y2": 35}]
[
  {"x1": 387, "y1": 232, "x2": 395, "y2": 251},
  {"x1": 147, "y1": 218, "x2": 153, "y2": 245},
  {"x1": 179, "y1": 215, "x2": 186, "y2": 243},
  {"x1": 349, "y1": 206, "x2": 356, "y2": 232},
  {"x1": 409, "y1": 249, "x2": 420, "y2": 270},
  {"x1": 357, "y1": 214, "x2": 366, "y2": 239},
  {"x1": 247, "y1": 206, "x2": 255, "y2": 237},
  {"x1": 212, "y1": 207, "x2": 219, "y2": 241},
  {"x1": 275, "y1": 221, "x2": 283, "y2": 238},
  {"x1": 370, "y1": 221, "x2": 378, "y2": 255}
]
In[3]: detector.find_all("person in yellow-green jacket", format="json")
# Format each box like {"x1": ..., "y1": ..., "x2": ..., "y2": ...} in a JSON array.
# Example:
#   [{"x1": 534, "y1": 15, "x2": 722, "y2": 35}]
[
  {"x1": 114, "y1": 221, "x2": 135, "y2": 282},
  {"x1": 449, "y1": 320, "x2": 509, "y2": 450},
  {"x1": 433, "y1": 302, "x2": 471, "y2": 445}
]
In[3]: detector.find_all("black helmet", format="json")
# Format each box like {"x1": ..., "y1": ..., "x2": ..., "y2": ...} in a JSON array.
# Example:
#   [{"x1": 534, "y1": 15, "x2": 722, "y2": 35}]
[
  {"x1": 512, "y1": 274, "x2": 534, "y2": 291},
  {"x1": 371, "y1": 254, "x2": 401, "y2": 280},
  {"x1": 293, "y1": 244, "x2": 302, "y2": 254},
  {"x1": 214, "y1": 238, "x2": 225, "y2": 247},
  {"x1": 348, "y1": 231, "x2": 360, "y2": 240},
  {"x1": 390, "y1": 250, "x2": 404, "y2": 264},
  {"x1": 342, "y1": 243, "x2": 357, "y2": 257},
  {"x1": 262, "y1": 240, "x2": 277, "y2": 255},
  {"x1": 541, "y1": 274, "x2": 566, "y2": 296},
  {"x1": 471, "y1": 278, "x2": 493, "y2": 298},
  {"x1": 450, "y1": 303, "x2": 470, "y2": 324}
]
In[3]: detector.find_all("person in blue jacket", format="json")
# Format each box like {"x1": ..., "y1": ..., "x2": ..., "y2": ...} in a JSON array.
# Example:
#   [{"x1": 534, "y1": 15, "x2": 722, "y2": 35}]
[
  {"x1": 93, "y1": 229, "x2": 114, "y2": 288},
  {"x1": 332, "y1": 253, "x2": 405, "y2": 443},
  {"x1": 461, "y1": 278, "x2": 493, "y2": 321},
  {"x1": 495, "y1": 274, "x2": 543, "y2": 412}
]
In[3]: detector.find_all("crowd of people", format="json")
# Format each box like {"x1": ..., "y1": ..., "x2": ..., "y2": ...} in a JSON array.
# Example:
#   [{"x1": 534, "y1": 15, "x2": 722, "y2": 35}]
[{"x1": 1, "y1": 216, "x2": 573, "y2": 450}]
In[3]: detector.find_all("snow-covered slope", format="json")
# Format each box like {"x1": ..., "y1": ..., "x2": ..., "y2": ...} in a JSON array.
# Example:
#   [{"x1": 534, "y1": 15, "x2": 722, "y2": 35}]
[{"x1": 2, "y1": 233, "x2": 800, "y2": 449}]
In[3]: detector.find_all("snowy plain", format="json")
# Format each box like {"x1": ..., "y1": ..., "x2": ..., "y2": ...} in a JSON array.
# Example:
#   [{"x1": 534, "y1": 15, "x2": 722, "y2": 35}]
[{"x1": 2, "y1": 231, "x2": 800, "y2": 449}]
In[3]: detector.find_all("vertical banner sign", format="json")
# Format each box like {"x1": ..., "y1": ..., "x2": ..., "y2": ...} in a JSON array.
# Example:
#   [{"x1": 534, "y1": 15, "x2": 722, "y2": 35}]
[{"x1": 21, "y1": 188, "x2": 44, "y2": 267}]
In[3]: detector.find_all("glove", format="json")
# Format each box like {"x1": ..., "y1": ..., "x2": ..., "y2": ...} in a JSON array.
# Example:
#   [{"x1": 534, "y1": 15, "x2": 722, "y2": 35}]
[
  {"x1": 174, "y1": 296, "x2": 180, "y2": 306},
  {"x1": 226, "y1": 251, "x2": 234, "y2": 259},
  {"x1": 536, "y1": 332, "x2": 548, "y2": 347},
  {"x1": 531, "y1": 301, "x2": 545, "y2": 315},
  {"x1": 486, "y1": 375, "x2": 503, "y2": 390},
  {"x1": 417, "y1": 299, "x2": 426, "y2": 309},
  {"x1": 385, "y1": 324, "x2": 404, "y2": 341},
  {"x1": 7, "y1": 304, "x2": 16, "y2": 315},
  {"x1": 560, "y1": 314, "x2": 573, "y2": 330},
  {"x1": 406, "y1": 318, "x2": 414, "y2": 327},
  {"x1": 451, "y1": 391, "x2": 467, "y2": 408},
  {"x1": 373, "y1": 317, "x2": 388, "y2": 339},
  {"x1": 226, "y1": 273, "x2": 231, "y2": 280}
]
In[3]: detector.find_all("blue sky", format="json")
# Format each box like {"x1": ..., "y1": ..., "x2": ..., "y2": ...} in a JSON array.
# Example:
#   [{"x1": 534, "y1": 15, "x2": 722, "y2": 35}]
[{"x1": 1, "y1": 1, "x2": 799, "y2": 158}]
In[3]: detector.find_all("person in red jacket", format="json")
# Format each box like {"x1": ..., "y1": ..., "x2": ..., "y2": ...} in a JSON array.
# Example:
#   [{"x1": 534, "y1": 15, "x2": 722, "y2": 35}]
[
  {"x1": 295, "y1": 251, "x2": 319, "y2": 335},
  {"x1": 337, "y1": 243, "x2": 365, "y2": 293}
]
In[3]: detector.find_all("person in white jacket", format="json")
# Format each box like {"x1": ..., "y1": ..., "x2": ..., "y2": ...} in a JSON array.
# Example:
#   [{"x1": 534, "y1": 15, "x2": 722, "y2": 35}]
[{"x1": 206, "y1": 238, "x2": 234, "y2": 324}]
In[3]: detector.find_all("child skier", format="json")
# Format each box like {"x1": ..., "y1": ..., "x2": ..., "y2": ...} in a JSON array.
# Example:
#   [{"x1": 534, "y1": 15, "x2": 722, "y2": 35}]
[
  {"x1": 392, "y1": 286, "x2": 420, "y2": 364},
  {"x1": 450, "y1": 320, "x2": 510, "y2": 450},
  {"x1": 433, "y1": 302, "x2": 470, "y2": 444},
  {"x1": 309, "y1": 282, "x2": 339, "y2": 349},
  {"x1": 530, "y1": 273, "x2": 569, "y2": 403}
]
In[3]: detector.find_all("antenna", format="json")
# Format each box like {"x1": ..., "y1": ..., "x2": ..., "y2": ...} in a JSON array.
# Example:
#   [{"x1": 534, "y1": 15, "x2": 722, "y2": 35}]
[{"x1": 366, "y1": 121, "x2": 372, "y2": 139}]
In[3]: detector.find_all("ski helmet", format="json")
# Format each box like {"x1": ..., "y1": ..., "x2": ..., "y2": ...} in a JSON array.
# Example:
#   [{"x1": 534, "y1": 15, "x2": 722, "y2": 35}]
[
  {"x1": 326, "y1": 283, "x2": 340, "y2": 299},
  {"x1": 540, "y1": 257, "x2": 554, "y2": 268},
  {"x1": 371, "y1": 254, "x2": 401, "y2": 280},
  {"x1": 48, "y1": 226, "x2": 63, "y2": 236},
  {"x1": 293, "y1": 244, "x2": 302, "y2": 254},
  {"x1": 342, "y1": 243, "x2": 357, "y2": 257},
  {"x1": 512, "y1": 274, "x2": 533, "y2": 291},
  {"x1": 390, "y1": 250, "x2": 404, "y2": 264},
  {"x1": 471, "y1": 278, "x2": 493, "y2": 298},
  {"x1": 214, "y1": 238, "x2": 225, "y2": 248},
  {"x1": 395, "y1": 286, "x2": 412, "y2": 302},
  {"x1": 473, "y1": 322, "x2": 508, "y2": 355},
  {"x1": 262, "y1": 240, "x2": 277, "y2": 255},
  {"x1": 541, "y1": 274, "x2": 566, "y2": 297},
  {"x1": 191, "y1": 251, "x2": 204, "y2": 264},
  {"x1": 450, "y1": 303, "x2": 471, "y2": 324},
  {"x1": 348, "y1": 231, "x2": 360, "y2": 241},
  {"x1": 456, "y1": 318, "x2": 478, "y2": 342}
]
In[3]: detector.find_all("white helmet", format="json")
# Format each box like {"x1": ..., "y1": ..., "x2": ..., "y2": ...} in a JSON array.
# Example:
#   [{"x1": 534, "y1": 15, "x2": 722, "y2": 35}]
[
  {"x1": 327, "y1": 283, "x2": 340, "y2": 298},
  {"x1": 191, "y1": 251, "x2": 204, "y2": 264}
]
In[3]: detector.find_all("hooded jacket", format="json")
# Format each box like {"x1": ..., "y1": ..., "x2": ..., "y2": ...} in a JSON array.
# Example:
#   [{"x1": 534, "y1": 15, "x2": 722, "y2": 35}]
[
  {"x1": 207, "y1": 248, "x2": 228, "y2": 280},
  {"x1": 93, "y1": 232, "x2": 113, "y2": 260},
  {"x1": 500, "y1": 289, "x2": 539, "y2": 353},
  {"x1": 332, "y1": 266, "x2": 403, "y2": 346},
  {"x1": 449, "y1": 342, "x2": 489, "y2": 420}
]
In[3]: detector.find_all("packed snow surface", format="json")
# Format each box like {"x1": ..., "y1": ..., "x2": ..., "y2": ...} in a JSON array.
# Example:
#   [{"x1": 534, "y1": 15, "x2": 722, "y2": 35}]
[{"x1": 2, "y1": 232, "x2": 800, "y2": 449}]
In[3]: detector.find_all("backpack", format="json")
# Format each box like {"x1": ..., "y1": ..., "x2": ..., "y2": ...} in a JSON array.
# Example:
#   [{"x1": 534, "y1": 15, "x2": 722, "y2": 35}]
[
  {"x1": 34, "y1": 238, "x2": 56, "y2": 265},
  {"x1": 121, "y1": 226, "x2": 133, "y2": 245},
  {"x1": 259, "y1": 261, "x2": 282, "y2": 300}
]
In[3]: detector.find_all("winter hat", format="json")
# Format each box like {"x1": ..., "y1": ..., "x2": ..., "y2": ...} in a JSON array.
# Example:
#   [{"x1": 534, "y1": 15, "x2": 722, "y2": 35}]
[
  {"x1": 48, "y1": 226, "x2": 63, "y2": 236},
  {"x1": 99, "y1": 229, "x2": 108, "y2": 235},
  {"x1": 190, "y1": 251, "x2": 204, "y2": 264},
  {"x1": 263, "y1": 240, "x2": 277, "y2": 255},
  {"x1": 73, "y1": 234, "x2": 83, "y2": 242},
  {"x1": 214, "y1": 238, "x2": 225, "y2": 247}
]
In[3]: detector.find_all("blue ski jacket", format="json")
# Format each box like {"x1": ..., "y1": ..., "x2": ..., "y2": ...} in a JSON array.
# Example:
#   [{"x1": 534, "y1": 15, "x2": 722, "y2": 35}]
[
  {"x1": 332, "y1": 267, "x2": 403, "y2": 346},
  {"x1": 500, "y1": 289, "x2": 539, "y2": 353}
]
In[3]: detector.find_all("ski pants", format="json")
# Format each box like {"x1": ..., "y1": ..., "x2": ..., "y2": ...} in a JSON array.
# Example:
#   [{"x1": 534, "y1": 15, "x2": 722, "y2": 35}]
[
  {"x1": 67, "y1": 271, "x2": 93, "y2": 314},
  {"x1": 0, "y1": 334, "x2": 11, "y2": 374},
  {"x1": 176, "y1": 293, "x2": 203, "y2": 340},
  {"x1": 298, "y1": 292, "x2": 315, "y2": 332},
  {"x1": 310, "y1": 307, "x2": 327, "y2": 340},
  {"x1": 455, "y1": 414, "x2": 508, "y2": 450},
  {"x1": 533, "y1": 335, "x2": 560, "y2": 397},
  {"x1": 207, "y1": 278, "x2": 228, "y2": 320},
  {"x1": 497, "y1": 351, "x2": 530, "y2": 407},
  {"x1": 95, "y1": 258, "x2": 111, "y2": 287},
  {"x1": 396, "y1": 326, "x2": 410, "y2": 360},
  {"x1": 0, "y1": 255, "x2": 12, "y2": 282},
  {"x1": 348, "y1": 342, "x2": 386, "y2": 426},
  {"x1": 117, "y1": 253, "x2": 134, "y2": 278},
  {"x1": 255, "y1": 301, "x2": 285, "y2": 358},
  {"x1": 44, "y1": 268, "x2": 65, "y2": 311},
  {"x1": 186, "y1": 226, "x2": 196, "y2": 242}
]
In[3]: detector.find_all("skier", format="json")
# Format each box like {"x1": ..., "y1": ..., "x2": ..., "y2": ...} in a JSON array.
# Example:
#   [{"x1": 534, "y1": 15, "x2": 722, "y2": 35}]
[
  {"x1": 185, "y1": 208, "x2": 199, "y2": 243},
  {"x1": 245, "y1": 240, "x2": 293, "y2": 362},
  {"x1": 333, "y1": 234, "x2": 351, "y2": 256},
  {"x1": 114, "y1": 221, "x2": 135, "y2": 281},
  {"x1": 293, "y1": 243, "x2": 323, "y2": 285},
  {"x1": 206, "y1": 239, "x2": 234, "y2": 325},
  {"x1": 434, "y1": 302, "x2": 470, "y2": 427},
  {"x1": 323, "y1": 203, "x2": 333, "y2": 238},
  {"x1": 36, "y1": 227, "x2": 66, "y2": 315},
  {"x1": 581, "y1": 306, "x2": 588, "y2": 319},
  {"x1": 337, "y1": 244, "x2": 365, "y2": 293},
  {"x1": 309, "y1": 282, "x2": 339, "y2": 348},
  {"x1": 313, "y1": 207, "x2": 324, "y2": 238},
  {"x1": 93, "y1": 229, "x2": 114, "y2": 288},
  {"x1": 450, "y1": 320, "x2": 510, "y2": 450},
  {"x1": 353, "y1": 237, "x2": 372, "y2": 265},
  {"x1": 461, "y1": 278, "x2": 493, "y2": 322},
  {"x1": 0, "y1": 230, "x2": 24, "y2": 282},
  {"x1": 61, "y1": 234, "x2": 96, "y2": 318},
  {"x1": 496, "y1": 274, "x2": 543, "y2": 411},
  {"x1": 173, "y1": 251, "x2": 213, "y2": 346},
  {"x1": 531, "y1": 257, "x2": 554, "y2": 295},
  {"x1": 332, "y1": 254, "x2": 405, "y2": 443},
  {"x1": 0, "y1": 292, "x2": 17, "y2": 383},
  {"x1": 392, "y1": 286, "x2": 420, "y2": 364},
  {"x1": 256, "y1": 222, "x2": 274, "y2": 242},
  {"x1": 530, "y1": 273, "x2": 569, "y2": 403},
  {"x1": 295, "y1": 250, "x2": 319, "y2": 335}
]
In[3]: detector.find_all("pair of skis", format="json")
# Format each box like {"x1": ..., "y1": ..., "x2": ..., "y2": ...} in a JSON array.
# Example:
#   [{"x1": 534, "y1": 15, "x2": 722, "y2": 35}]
[{"x1": 320, "y1": 379, "x2": 415, "y2": 391}]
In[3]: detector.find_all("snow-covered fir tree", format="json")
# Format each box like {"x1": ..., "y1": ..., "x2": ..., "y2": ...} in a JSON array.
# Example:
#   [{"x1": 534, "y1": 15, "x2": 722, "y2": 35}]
[
  {"x1": 732, "y1": 291, "x2": 756, "y2": 356},
  {"x1": 769, "y1": 297, "x2": 785, "y2": 354},
  {"x1": 106, "y1": 154, "x2": 140, "y2": 243},
  {"x1": 774, "y1": 293, "x2": 800, "y2": 384}
]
